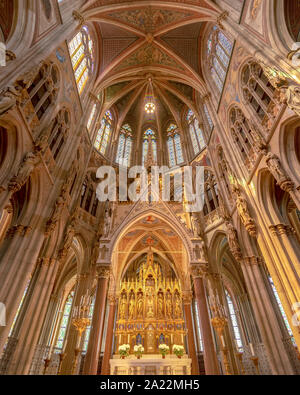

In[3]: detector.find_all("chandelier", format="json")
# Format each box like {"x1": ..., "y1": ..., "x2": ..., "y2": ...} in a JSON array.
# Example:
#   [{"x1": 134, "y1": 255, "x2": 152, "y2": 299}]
[{"x1": 144, "y1": 78, "x2": 156, "y2": 114}]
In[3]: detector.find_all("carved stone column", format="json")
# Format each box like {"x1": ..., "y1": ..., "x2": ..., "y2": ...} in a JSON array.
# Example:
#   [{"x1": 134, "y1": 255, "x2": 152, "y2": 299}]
[
  {"x1": 182, "y1": 292, "x2": 200, "y2": 375},
  {"x1": 60, "y1": 272, "x2": 91, "y2": 375},
  {"x1": 8, "y1": 257, "x2": 59, "y2": 374},
  {"x1": 101, "y1": 295, "x2": 117, "y2": 375},
  {"x1": 191, "y1": 264, "x2": 220, "y2": 375},
  {"x1": 83, "y1": 265, "x2": 110, "y2": 375},
  {"x1": 241, "y1": 256, "x2": 296, "y2": 375},
  {"x1": 0, "y1": 224, "x2": 45, "y2": 353}
]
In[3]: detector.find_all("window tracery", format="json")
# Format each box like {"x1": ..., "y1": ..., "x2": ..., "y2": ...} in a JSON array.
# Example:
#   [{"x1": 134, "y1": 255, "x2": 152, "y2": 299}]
[
  {"x1": 116, "y1": 124, "x2": 133, "y2": 167},
  {"x1": 241, "y1": 61, "x2": 280, "y2": 131},
  {"x1": 167, "y1": 123, "x2": 184, "y2": 167},
  {"x1": 94, "y1": 111, "x2": 112, "y2": 155},
  {"x1": 206, "y1": 26, "x2": 233, "y2": 94},
  {"x1": 68, "y1": 26, "x2": 94, "y2": 95},
  {"x1": 25, "y1": 62, "x2": 59, "y2": 122},
  {"x1": 186, "y1": 110, "x2": 205, "y2": 156},
  {"x1": 142, "y1": 128, "x2": 157, "y2": 165}
]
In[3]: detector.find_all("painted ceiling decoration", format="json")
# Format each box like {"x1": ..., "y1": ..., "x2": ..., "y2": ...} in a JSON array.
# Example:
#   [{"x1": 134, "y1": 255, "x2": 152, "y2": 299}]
[
  {"x1": 114, "y1": 43, "x2": 185, "y2": 71},
  {"x1": 105, "y1": 8, "x2": 193, "y2": 32}
]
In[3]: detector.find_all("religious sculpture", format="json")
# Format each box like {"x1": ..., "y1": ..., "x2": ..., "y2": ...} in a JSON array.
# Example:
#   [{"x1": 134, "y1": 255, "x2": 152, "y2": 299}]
[
  {"x1": 0, "y1": 85, "x2": 23, "y2": 116},
  {"x1": 266, "y1": 153, "x2": 294, "y2": 192},
  {"x1": 137, "y1": 292, "x2": 143, "y2": 317},
  {"x1": 224, "y1": 220, "x2": 243, "y2": 261},
  {"x1": 114, "y1": 246, "x2": 185, "y2": 354},
  {"x1": 8, "y1": 151, "x2": 40, "y2": 193},
  {"x1": 119, "y1": 294, "x2": 127, "y2": 320},
  {"x1": 129, "y1": 295, "x2": 135, "y2": 319},
  {"x1": 146, "y1": 288, "x2": 155, "y2": 318},
  {"x1": 174, "y1": 293, "x2": 182, "y2": 319},
  {"x1": 234, "y1": 188, "x2": 257, "y2": 237},
  {"x1": 157, "y1": 292, "x2": 164, "y2": 318},
  {"x1": 103, "y1": 208, "x2": 112, "y2": 238}
]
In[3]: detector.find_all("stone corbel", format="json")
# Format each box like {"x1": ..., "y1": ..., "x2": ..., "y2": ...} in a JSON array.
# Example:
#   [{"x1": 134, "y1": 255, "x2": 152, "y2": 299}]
[
  {"x1": 216, "y1": 11, "x2": 229, "y2": 31},
  {"x1": 72, "y1": 10, "x2": 85, "y2": 28},
  {"x1": 6, "y1": 50, "x2": 16, "y2": 62}
]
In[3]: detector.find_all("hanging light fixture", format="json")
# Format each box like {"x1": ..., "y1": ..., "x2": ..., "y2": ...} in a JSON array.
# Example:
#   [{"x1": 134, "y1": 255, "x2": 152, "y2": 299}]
[{"x1": 144, "y1": 78, "x2": 156, "y2": 114}]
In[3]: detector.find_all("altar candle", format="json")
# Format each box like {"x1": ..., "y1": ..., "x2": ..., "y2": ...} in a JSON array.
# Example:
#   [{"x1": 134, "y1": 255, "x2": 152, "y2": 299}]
[{"x1": 249, "y1": 343, "x2": 255, "y2": 356}]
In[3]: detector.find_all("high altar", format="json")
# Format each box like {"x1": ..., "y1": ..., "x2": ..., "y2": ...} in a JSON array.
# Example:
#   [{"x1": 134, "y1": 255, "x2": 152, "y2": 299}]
[{"x1": 110, "y1": 246, "x2": 191, "y2": 374}]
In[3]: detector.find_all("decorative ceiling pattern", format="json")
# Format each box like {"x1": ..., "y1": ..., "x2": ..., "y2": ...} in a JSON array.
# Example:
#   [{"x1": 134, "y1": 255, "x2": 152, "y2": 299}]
[
  {"x1": 102, "y1": 37, "x2": 138, "y2": 69},
  {"x1": 106, "y1": 7, "x2": 193, "y2": 32},
  {"x1": 114, "y1": 43, "x2": 185, "y2": 71}
]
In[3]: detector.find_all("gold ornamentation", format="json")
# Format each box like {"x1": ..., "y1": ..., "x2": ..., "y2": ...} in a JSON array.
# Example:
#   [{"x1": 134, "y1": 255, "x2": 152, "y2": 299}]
[
  {"x1": 216, "y1": 11, "x2": 229, "y2": 30},
  {"x1": 72, "y1": 10, "x2": 85, "y2": 27},
  {"x1": 251, "y1": 0, "x2": 263, "y2": 20}
]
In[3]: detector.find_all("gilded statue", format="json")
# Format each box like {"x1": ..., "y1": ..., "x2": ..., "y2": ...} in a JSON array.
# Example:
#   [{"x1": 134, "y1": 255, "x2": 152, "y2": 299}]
[
  {"x1": 157, "y1": 293, "x2": 164, "y2": 318},
  {"x1": 137, "y1": 292, "x2": 143, "y2": 317},
  {"x1": 119, "y1": 294, "x2": 127, "y2": 319},
  {"x1": 146, "y1": 288, "x2": 155, "y2": 318},
  {"x1": 129, "y1": 295, "x2": 135, "y2": 319},
  {"x1": 166, "y1": 292, "x2": 172, "y2": 318},
  {"x1": 8, "y1": 151, "x2": 40, "y2": 193},
  {"x1": 174, "y1": 293, "x2": 182, "y2": 318}
]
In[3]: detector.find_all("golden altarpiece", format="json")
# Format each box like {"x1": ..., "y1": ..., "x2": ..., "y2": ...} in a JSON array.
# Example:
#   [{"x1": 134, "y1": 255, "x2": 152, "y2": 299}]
[{"x1": 114, "y1": 247, "x2": 187, "y2": 355}]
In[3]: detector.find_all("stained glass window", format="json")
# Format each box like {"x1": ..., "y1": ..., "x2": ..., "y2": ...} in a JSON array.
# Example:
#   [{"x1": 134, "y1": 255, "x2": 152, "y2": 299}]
[
  {"x1": 203, "y1": 104, "x2": 214, "y2": 132},
  {"x1": 187, "y1": 110, "x2": 206, "y2": 155},
  {"x1": 83, "y1": 296, "x2": 96, "y2": 353},
  {"x1": 268, "y1": 276, "x2": 295, "y2": 344},
  {"x1": 167, "y1": 123, "x2": 184, "y2": 167},
  {"x1": 87, "y1": 104, "x2": 97, "y2": 133},
  {"x1": 116, "y1": 124, "x2": 133, "y2": 167},
  {"x1": 94, "y1": 111, "x2": 112, "y2": 155},
  {"x1": 68, "y1": 26, "x2": 94, "y2": 95},
  {"x1": 55, "y1": 290, "x2": 74, "y2": 350},
  {"x1": 142, "y1": 128, "x2": 157, "y2": 165},
  {"x1": 225, "y1": 289, "x2": 243, "y2": 350},
  {"x1": 207, "y1": 26, "x2": 233, "y2": 93}
]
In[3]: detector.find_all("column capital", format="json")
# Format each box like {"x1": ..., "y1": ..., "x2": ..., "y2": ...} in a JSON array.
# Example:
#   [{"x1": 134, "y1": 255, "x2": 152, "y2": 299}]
[
  {"x1": 182, "y1": 291, "x2": 193, "y2": 305},
  {"x1": 269, "y1": 223, "x2": 295, "y2": 237},
  {"x1": 72, "y1": 10, "x2": 85, "y2": 28},
  {"x1": 191, "y1": 263, "x2": 209, "y2": 279},
  {"x1": 107, "y1": 293, "x2": 117, "y2": 306},
  {"x1": 243, "y1": 256, "x2": 263, "y2": 267},
  {"x1": 97, "y1": 265, "x2": 111, "y2": 279}
]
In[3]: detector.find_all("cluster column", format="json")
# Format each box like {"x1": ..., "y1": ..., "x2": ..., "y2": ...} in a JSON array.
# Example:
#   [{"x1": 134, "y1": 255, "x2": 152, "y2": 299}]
[
  {"x1": 101, "y1": 294, "x2": 117, "y2": 375},
  {"x1": 83, "y1": 265, "x2": 110, "y2": 375},
  {"x1": 191, "y1": 264, "x2": 220, "y2": 375}
]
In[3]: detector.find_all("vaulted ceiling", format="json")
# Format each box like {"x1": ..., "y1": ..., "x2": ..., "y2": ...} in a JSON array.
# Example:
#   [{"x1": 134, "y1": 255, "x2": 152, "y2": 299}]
[{"x1": 79, "y1": 1, "x2": 222, "y2": 137}]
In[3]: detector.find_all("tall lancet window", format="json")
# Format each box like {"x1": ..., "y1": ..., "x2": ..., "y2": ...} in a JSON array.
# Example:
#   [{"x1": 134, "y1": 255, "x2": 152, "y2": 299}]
[
  {"x1": 167, "y1": 123, "x2": 184, "y2": 167},
  {"x1": 187, "y1": 110, "x2": 205, "y2": 155},
  {"x1": 225, "y1": 289, "x2": 243, "y2": 350},
  {"x1": 142, "y1": 128, "x2": 157, "y2": 165},
  {"x1": 55, "y1": 290, "x2": 74, "y2": 350},
  {"x1": 68, "y1": 25, "x2": 94, "y2": 95},
  {"x1": 116, "y1": 124, "x2": 133, "y2": 167},
  {"x1": 87, "y1": 104, "x2": 97, "y2": 134},
  {"x1": 207, "y1": 26, "x2": 233, "y2": 93},
  {"x1": 94, "y1": 111, "x2": 113, "y2": 155}
]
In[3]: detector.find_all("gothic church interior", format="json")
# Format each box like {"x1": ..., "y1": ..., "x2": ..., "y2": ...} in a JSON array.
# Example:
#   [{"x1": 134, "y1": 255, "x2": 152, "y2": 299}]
[{"x1": 0, "y1": 0, "x2": 299, "y2": 376}]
